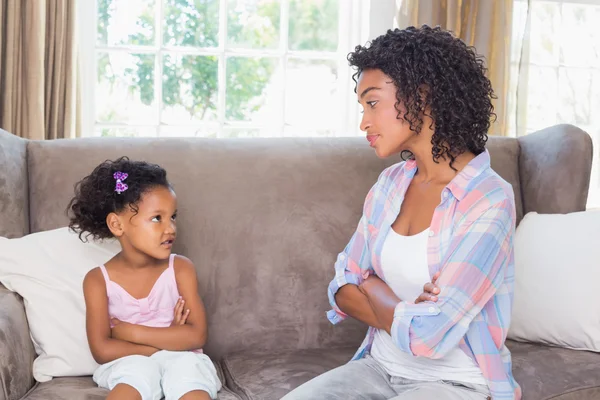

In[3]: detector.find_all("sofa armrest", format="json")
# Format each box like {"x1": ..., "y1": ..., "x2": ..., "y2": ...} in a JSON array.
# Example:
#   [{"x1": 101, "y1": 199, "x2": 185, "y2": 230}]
[
  {"x1": 518, "y1": 124, "x2": 593, "y2": 215},
  {"x1": 0, "y1": 284, "x2": 36, "y2": 400},
  {"x1": 0, "y1": 129, "x2": 29, "y2": 238}
]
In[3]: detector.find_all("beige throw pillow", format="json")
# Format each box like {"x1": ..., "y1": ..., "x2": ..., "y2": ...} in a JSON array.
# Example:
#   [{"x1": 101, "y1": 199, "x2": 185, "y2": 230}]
[
  {"x1": 0, "y1": 227, "x2": 120, "y2": 381},
  {"x1": 508, "y1": 210, "x2": 600, "y2": 352}
]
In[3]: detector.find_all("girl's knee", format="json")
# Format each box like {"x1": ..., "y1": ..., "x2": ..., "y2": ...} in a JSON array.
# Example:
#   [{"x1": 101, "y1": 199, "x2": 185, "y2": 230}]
[
  {"x1": 162, "y1": 353, "x2": 221, "y2": 400},
  {"x1": 107, "y1": 383, "x2": 143, "y2": 400},
  {"x1": 101, "y1": 356, "x2": 163, "y2": 400}
]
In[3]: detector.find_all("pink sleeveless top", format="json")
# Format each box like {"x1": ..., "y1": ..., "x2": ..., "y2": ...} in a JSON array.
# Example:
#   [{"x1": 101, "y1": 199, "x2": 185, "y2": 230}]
[{"x1": 100, "y1": 254, "x2": 179, "y2": 328}]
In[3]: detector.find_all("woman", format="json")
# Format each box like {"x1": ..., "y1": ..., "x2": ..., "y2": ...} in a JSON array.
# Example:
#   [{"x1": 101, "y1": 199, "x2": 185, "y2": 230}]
[{"x1": 283, "y1": 26, "x2": 520, "y2": 400}]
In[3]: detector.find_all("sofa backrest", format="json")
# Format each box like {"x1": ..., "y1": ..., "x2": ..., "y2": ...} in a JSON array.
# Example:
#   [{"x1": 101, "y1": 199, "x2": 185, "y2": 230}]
[{"x1": 0, "y1": 124, "x2": 593, "y2": 359}]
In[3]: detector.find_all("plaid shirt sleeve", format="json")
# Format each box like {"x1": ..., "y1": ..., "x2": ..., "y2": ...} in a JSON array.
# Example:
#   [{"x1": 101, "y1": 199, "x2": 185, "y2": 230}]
[
  {"x1": 326, "y1": 178, "x2": 382, "y2": 325},
  {"x1": 391, "y1": 196, "x2": 515, "y2": 358}
]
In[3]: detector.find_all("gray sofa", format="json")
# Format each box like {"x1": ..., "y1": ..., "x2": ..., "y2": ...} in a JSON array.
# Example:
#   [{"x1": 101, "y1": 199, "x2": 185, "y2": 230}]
[{"x1": 0, "y1": 124, "x2": 597, "y2": 400}]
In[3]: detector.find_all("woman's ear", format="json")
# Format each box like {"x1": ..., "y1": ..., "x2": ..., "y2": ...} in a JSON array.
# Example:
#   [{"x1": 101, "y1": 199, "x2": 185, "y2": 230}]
[{"x1": 106, "y1": 213, "x2": 124, "y2": 237}]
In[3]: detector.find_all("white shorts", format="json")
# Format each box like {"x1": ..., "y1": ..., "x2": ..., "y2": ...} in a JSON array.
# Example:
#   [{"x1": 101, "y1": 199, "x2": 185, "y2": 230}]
[{"x1": 93, "y1": 350, "x2": 222, "y2": 400}]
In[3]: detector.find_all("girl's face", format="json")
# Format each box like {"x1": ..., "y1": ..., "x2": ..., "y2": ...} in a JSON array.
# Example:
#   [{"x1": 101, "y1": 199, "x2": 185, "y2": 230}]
[
  {"x1": 357, "y1": 68, "x2": 419, "y2": 158},
  {"x1": 114, "y1": 186, "x2": 178, "y2": 261}
]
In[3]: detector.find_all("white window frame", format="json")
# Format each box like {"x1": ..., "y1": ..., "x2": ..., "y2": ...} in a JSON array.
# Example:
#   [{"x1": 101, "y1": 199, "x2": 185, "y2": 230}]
[{"x1": 78, "y1": 0, "x2": 393, "y2": 138}]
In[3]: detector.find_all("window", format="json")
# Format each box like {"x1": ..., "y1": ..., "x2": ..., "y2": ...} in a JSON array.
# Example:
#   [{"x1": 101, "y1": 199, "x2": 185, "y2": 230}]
[
  {"x1": 79, "y1": 0, "x2": 377, "y2": 139},
  {"x1": 508, "y1": 0, "x2": 600, "y2": 207}
]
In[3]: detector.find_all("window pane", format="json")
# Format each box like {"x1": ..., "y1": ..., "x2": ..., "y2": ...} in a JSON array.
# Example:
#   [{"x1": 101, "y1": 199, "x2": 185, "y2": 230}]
[
  {"x1": 97, "y1": 0, "x2": 155, "y2": 46},
  {"x1": 288, "y1": 0, "x2": 338, "y2": 51},
  {"x1": 560, "y1": 3, "x2": 600, "y2": 68},
  {"x1": 95, "y1": 127, "x2": 157, "y2": 137},
  {"x1": 96, "y1": 52, "x2": 156, "y2": 124},
  {"x1": 526, "y1": 66, "x2": 558, "y2": 130},
  {"x1": 228, "y1": 0, "x2": 280, "y2": 49},
  {"x1": 530, "y1": 1, "x2": 560, "y2": 66},
  {"x1": 226, "y1": 57, "x2": 280, "y2": 122},
  {"x1": 161, "y1": 55, "x2": 219, "y2": 123},
  {"x1": 558, "y1": 68, "x2": 592, "y2": 126},
  {"x1": 159, "y1": 126, "x2": 217, "y2": 137},
  {"x1": 285, "y1": 59, "x2": 338, "y2": 128},
  {"x1": 163, "y1": 0, "x2": 219, "y2": 47}
]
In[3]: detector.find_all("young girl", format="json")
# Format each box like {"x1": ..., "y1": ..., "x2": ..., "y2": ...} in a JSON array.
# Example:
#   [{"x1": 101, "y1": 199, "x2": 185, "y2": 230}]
[{"x1": 68, "y1": 157, "x2": 221, "y2": 400}]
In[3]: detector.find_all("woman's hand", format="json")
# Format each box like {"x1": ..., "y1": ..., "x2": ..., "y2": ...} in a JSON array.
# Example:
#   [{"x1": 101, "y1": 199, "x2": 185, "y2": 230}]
[
  {"x1": 170, "y1": 296, "x2": 190, "y2": 326},
  {"x1": 415, "y1": 271, "x2": 440, "y2": 304}
]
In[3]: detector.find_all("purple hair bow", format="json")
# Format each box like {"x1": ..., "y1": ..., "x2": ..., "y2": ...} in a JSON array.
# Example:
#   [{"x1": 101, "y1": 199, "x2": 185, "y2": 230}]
[{"x1": 113, "y1": 171, "x2": 128, "y2": 194}]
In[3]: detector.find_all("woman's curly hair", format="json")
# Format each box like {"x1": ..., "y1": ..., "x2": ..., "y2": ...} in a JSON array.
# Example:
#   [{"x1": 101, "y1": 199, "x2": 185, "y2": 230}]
[
  {"x1": 67, "y1": 157, "x2": 171, "y2": 242},
  {"x1": 348, "y1": 25, "x2": 495, "y2": 168}
]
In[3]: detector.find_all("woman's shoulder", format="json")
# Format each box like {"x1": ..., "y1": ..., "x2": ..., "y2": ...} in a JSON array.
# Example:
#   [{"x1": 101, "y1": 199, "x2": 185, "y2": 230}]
[
  {"x1": 375, "y1": 160, "x2": 414, "y2": 188},
  {"x1": 460, "y1": 168, "x2": 516, "y2": 220},
  {"x1": 472, "y1": 168, "x2": 514, "y2": 201},
  {"x1": 363, "y1": 161, "x2": 412, "y2": 215}
]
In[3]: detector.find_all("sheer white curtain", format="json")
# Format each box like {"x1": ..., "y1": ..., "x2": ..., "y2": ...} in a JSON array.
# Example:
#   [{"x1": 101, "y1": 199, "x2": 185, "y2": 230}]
[{"x1": 508, "y1": 0, "x2": 600, "y2": 208}]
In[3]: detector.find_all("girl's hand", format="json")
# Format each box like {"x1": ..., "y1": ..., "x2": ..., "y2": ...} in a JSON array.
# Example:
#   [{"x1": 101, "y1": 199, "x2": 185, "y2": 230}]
[
  {"x1": 415, "y1": 271, "x2": 441, "y2": 304},
  {"x1": 170, "y1": 297, "x2": 190, "y2": 326},
  {"x1": 111, "y1": 318, "x2": 137, "y2": 342}
]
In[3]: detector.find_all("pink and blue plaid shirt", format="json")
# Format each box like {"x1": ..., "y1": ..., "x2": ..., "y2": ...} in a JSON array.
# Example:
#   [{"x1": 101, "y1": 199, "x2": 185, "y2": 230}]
[{"x1": 327, "y1": 150, "x2": 521, "y2": 399}]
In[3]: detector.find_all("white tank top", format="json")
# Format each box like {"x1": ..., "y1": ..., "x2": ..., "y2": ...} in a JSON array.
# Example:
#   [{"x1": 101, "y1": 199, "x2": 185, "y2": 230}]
[{"x1": 370, "y1": 227, "x2": 487, "y2": 386}]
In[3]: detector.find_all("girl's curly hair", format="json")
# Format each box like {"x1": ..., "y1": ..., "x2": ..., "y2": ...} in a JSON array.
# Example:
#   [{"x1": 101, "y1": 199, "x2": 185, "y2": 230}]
[
  {"x1": 348, "y1": 25, "x2": 496, "y2": 168},
  {"x1": 67, "y1": 157, "x2": 171, "y2": 242}
]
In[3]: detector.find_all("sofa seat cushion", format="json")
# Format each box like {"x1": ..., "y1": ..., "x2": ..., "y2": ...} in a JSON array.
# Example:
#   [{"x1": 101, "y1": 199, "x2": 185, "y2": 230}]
[
  {"x1": 22, "y1": 362, "x2": 242, "y2": 400},
  {"x1": 22, "y1": 377, "x2": 106, "y2": 400},
  {"x1": 223, "y1": 347, "x2": 356, "y2": 400},
  {"x1": 222, "y1": 342, "x2": 600, "y2": 400},
  {"x1": 508, "y1": 340, "x2": 600, "y2": 399}
]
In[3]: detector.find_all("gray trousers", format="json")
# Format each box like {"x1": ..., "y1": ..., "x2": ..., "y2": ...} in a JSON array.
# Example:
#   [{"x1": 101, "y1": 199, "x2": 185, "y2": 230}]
[{"x1": 281, "y1": 356, "x2": 491, "y2": 400}]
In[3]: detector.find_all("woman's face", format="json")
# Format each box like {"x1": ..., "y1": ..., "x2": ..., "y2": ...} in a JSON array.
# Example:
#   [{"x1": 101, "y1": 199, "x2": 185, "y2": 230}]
[{"x1": 357, "y1": 68, "x2": 417, "y2": 158}]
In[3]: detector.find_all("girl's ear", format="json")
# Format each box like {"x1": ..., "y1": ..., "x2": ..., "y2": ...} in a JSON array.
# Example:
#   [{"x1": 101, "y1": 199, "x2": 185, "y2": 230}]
[{"x1": 106, "y1": 213, "x2": 124, "y2": 237}]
